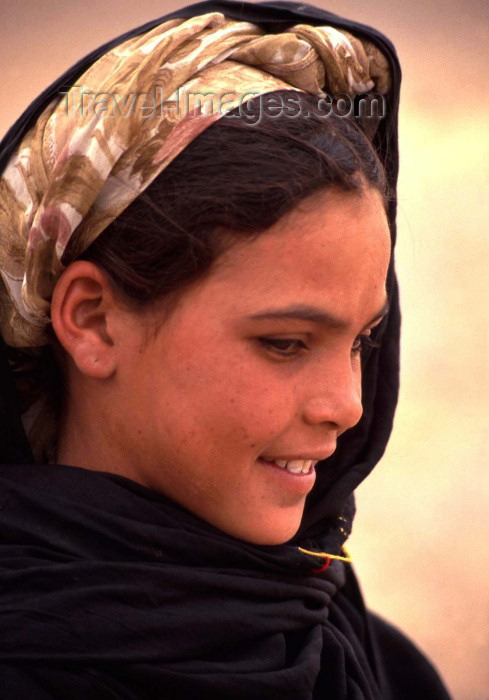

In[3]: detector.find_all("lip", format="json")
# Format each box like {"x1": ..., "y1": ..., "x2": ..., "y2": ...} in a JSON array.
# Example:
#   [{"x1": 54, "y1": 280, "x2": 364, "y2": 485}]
[
  {"x1": 257, "y1": 457, "x2": 317, "y2": 495},
  {"x1": 260, "y1": 448, "x2": 337, "y2": 463}
]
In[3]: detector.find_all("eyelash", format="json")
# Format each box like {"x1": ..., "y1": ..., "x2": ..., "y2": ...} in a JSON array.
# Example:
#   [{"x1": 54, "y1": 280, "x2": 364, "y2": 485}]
[
  {"x1": 351, "y1": 334, "x2": 381, "y2": 356},
  {"x1": 258, "y1": 334, "x2": 380, "y2": 358},
  {"x1": 258, "y1": 337, "x2": 307, "y2": 357}
]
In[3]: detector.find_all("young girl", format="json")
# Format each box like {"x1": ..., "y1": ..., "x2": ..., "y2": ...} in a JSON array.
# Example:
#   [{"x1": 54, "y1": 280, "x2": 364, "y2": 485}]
[{"x1": 0, "y1": 1, "x2": 450, "y2": 697}]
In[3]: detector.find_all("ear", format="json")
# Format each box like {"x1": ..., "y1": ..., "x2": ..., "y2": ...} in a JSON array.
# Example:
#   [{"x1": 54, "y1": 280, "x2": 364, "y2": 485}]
[{"x1": 51, "y1": 261, "x2": 119, "y2": 379}]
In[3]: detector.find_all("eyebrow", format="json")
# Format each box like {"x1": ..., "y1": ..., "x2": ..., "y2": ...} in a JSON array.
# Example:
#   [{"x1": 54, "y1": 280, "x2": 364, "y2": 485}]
[{"x1": 246, "y1": 298, "x2": 390, "y2": 330}]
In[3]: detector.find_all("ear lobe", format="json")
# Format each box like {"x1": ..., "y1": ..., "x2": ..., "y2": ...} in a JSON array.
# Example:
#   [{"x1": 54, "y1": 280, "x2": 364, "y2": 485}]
[{"x1": 51, "y1": 261, "x2": 118, "y2": 379}]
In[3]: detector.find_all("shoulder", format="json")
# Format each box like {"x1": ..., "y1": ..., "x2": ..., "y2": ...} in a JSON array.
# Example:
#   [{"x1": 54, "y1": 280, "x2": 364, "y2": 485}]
[
  {"x1": 334, "y1": 562, "x2": 451, "y2": 699},
  {"x1": 368, "y1": 612, "x2": 451, "y2": 700}
]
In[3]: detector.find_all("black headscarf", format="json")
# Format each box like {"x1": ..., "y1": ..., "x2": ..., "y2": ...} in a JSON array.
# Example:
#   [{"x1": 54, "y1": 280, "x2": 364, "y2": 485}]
[{"x1": 0, "y1": 2, "x2": 450, "y2": 698}]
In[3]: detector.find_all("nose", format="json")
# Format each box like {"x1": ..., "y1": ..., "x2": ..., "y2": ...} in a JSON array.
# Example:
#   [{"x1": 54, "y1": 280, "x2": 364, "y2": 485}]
[{"x1": 301, "y1": 356, "x2": 363, "y2": 434}]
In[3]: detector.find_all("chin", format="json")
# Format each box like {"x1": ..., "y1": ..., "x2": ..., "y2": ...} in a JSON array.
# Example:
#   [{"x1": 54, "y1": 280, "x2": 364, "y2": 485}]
[{"x1": 232, "y1": 512, "x2": 303, "y2": 546}]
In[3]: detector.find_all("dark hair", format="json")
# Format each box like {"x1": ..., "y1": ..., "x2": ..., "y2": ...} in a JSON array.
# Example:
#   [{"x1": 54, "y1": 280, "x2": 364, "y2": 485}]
[{"x1": 74, "y1": 91, "x2": 386, "y2": 307}]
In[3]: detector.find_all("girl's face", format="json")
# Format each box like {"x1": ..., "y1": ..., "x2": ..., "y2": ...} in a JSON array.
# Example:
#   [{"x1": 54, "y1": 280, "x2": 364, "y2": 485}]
[{"x1": 103, "y1": 187, "x2": 390, "y2": 544}]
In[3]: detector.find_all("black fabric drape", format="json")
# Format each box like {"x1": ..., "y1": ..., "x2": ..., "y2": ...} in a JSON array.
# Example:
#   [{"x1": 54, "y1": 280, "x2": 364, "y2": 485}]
[
  {"x1": 0, "y1": 463, "x2": 450, "y2": 699},
  {"x1": 0, "y1": 2, "x2": 451, "y2": 698}
]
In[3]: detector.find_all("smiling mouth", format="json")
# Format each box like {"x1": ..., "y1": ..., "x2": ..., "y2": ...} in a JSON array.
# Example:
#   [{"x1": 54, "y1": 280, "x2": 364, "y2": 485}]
[{"x1": 258, "y1": 457, "x2": 318, "y2": 475}]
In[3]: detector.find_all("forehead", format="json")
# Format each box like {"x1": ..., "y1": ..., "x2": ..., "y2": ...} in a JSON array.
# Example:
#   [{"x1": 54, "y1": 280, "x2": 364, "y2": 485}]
[{"x1": 206, "y1": 187, "x2": 391, "y2": 319}]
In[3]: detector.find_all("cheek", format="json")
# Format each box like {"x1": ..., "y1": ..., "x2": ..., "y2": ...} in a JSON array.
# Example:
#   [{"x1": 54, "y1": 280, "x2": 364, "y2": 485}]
[
  {"x1": 141, "y1": 329, "x2": 297, "y2": 455},
  {"x1": 180, "y1": 361, "x2": 295, "y2": 454},
  {"x1": 197, "y1": 373, "x2": 294, "y2": 450}
]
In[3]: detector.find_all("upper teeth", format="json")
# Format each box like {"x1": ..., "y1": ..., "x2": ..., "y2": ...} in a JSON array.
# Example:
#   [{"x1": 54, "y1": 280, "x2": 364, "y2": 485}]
[{"x1": 272, "y1": 459, "x2": 315, "y2": 474}]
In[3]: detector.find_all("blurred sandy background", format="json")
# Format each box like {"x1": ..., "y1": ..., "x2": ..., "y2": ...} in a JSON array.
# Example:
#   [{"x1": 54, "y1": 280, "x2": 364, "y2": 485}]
[{"x1": 0, "y1": 1, "x2": 487, "y2": 697}]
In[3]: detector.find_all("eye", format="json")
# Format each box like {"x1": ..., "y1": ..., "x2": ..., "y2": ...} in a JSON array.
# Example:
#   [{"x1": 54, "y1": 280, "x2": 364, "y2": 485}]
[
  {"x1": 351, "y1": 333, "x2": 381, "y2": 357},
  {"x1": 258, "y1": 337, "x2": 308, "y2": 357}
]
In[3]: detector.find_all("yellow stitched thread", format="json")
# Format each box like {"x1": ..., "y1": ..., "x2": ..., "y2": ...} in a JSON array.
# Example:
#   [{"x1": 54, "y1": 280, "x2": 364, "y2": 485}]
[{"x1": 298, "y1": 547, "x2": 352, "y2": 563}]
